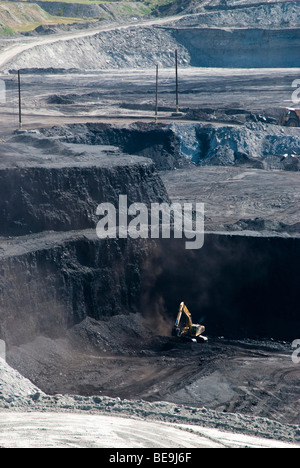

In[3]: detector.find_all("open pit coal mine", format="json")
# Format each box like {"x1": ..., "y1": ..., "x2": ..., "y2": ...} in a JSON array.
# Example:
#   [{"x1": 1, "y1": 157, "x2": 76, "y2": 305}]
[{"x1": 0, "y1": 123, "x2": 299, "y2": 430}]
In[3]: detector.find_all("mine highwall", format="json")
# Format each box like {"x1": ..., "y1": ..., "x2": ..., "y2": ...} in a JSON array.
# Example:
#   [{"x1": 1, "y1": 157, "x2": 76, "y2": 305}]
[
  {"x1": 0, "y1": 161, "x2": 169, "y2": 237},
  {"x1": 0, "y1": 233, "x2": 299, "y2": 348},
  {"x1": 171, "y1": 27, "x2": 300, "y2": 68}
]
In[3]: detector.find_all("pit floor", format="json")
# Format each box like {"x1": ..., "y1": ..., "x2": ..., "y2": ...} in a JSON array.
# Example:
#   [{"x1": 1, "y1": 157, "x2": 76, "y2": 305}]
[
  {"x1": 7, "y1": 330, "x2": 300, "y2": 426},
  {"x1": 1, "y1": 67, "x2": 300, "y2": 136}
]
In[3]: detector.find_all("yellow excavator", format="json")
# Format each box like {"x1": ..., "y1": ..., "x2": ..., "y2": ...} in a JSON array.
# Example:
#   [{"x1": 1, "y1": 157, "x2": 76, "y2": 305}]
[{"x1": 172, "y1": 302, "x2": 208, "y2": 343}]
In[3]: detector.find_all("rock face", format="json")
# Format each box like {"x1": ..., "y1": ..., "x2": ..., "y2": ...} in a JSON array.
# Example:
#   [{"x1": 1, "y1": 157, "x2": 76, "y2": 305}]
[
  {"x1": 0, "y1": 232, "x2": 153, "y2": 347},
  {"x1": 0, "y1": 134, "x2": 168, "y2": 346},
  {"x1": 1, "y1": 230, "x2": 299, "y2": 348},
  {"x1": 0, "y1": 162, "x2": 167, "y2": 237},
  {"x1": 40, "y1": 122, "x2": 300, "y2": 171},
  {"x1": 0, "y1": 133, "x2": 169, "y2": 237},
  {"x1": 167, "y1": 1, "x2": 300, "y2": 28},
  {"x1": 172, "y1": 27, "x2": 300, "y2": 68},
  {"x1": 41, "y1": 123, "x2": 182, "y2": 171},
  {"x1": 0, "y1": 127, "x2": 299, "y2": 350},
  {"x1": 170, "y1": 122, "x2": 300, "y2": 169},
  {"x1": 4, "y1": 6, "x2": 300, "y2": 71},
  {"x1": 4, "y1": 26, "x2": 191, "y2": 71}
]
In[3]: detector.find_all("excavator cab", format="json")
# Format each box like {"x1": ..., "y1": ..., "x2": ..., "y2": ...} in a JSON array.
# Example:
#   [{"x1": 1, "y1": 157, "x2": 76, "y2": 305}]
[{"x1": 172, "y1": 302, "x2": 208, "y2": 343}]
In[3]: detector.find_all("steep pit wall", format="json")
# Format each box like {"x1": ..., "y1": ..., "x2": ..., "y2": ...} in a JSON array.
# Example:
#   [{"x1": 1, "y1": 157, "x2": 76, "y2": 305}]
[
  {"x1": 41, "y1": 122, "x2": 300, "y2": 172},
  {"x1": 171, "y1": 27, "x2": 300, "y2": 68},
  {"x1": 41, "y1": 123, "x2": 182, "y2": 171},
  {"x1": 0, "y1": 131, "x2": 299, "y2": 350},
  {"x1": 0, "y1": 233, "x2": 151, "y2": 347},
  {"x1": 0, "y1": 232, "x2": 299, "y2": 348},
  {"x1": 0, "y1": 138, "x2": 169, "y2": 346},
  {"x1": 0, "y1": 151, "x2": 168, "y2": 237}
]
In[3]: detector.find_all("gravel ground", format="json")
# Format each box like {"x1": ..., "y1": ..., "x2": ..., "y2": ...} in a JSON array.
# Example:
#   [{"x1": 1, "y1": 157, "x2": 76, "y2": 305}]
[
  {"x1": 0, "y1": 413, "x2": 299, "y2": 448},
  {"x1": 1, "y1": 358, "x2": 300, "y2": 446}
]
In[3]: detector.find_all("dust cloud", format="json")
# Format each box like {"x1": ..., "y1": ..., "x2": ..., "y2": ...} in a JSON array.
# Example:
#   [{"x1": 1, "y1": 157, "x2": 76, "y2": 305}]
[{"x1": 140, "y1": 235, "x2": 300, "y2": 341}]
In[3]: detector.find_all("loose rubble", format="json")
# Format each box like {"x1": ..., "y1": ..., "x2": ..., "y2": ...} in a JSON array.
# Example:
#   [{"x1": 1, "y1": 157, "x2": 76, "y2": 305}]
[{"x1": 0, "y1": 357, "x2": 299, "y2": 445}]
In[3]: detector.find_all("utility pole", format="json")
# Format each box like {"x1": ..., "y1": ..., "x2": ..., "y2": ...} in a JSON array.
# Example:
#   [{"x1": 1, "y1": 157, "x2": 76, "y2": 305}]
[
  {"x1": 155, "y1": 64, "x2": 158, "y2": 123},
  {"x1": 18, "y1": 70, "x2": 22, "y2": 131},
  {"x1": 175, "y1": 49, "x2": 179, "y2": 114}
]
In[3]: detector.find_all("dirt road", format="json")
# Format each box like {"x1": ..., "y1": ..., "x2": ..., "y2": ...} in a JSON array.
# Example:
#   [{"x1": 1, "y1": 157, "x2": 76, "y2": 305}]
[{"x1": 0, "y1": 13, "x2": 189, "y2": 71}]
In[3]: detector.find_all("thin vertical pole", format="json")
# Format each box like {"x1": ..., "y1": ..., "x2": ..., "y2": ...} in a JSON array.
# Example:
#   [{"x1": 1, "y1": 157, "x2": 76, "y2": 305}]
[
  {"x1": 175, "y1": 49, "x2": 179, "y2": 113},
  {"x1": 155, "y1": 64, "x2": 158, "y2": 123},
  {"x1": 18, "y1": 70, "x2": 22, "y2": 130}
]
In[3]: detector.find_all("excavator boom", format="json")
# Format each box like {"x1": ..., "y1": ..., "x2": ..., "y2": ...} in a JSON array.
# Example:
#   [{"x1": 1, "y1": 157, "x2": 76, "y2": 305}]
[{"x1": 175, "y1": 302, "x2": 193, "y2": 329}]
